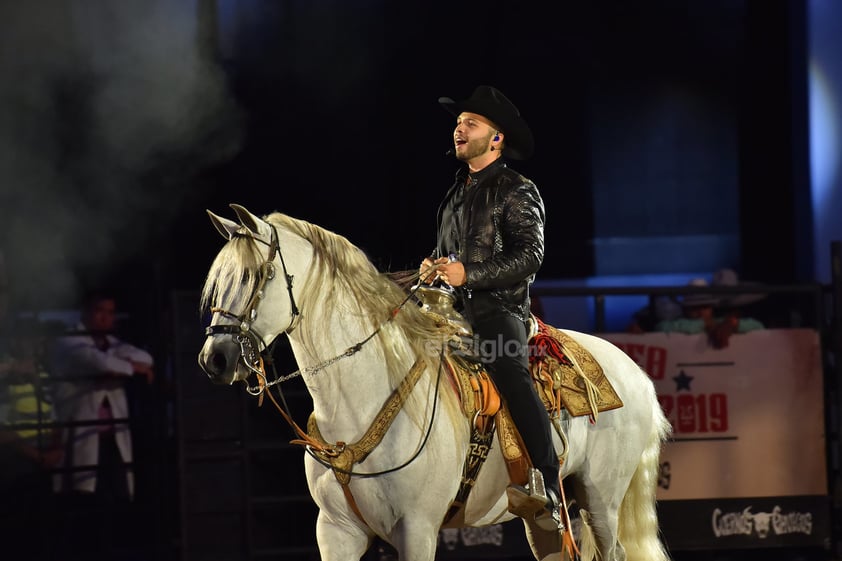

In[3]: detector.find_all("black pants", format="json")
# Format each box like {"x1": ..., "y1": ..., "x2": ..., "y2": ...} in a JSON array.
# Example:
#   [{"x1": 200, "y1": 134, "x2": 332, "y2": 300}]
[
  {"x1": 55, "y1": 433, "x2": 135, "y2": 561},
  {"x1": 95, "y1": 431, "x2": 131, "y2": 502},
  {"x1": 471, "y1": 313, "x2": 560, "y2": 498}
]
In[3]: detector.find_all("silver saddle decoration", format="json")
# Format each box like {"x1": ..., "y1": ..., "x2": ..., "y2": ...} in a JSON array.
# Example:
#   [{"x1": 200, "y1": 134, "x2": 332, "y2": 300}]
[{"x1": 413, "y1": 284, "x2": 475, "y2": 351}]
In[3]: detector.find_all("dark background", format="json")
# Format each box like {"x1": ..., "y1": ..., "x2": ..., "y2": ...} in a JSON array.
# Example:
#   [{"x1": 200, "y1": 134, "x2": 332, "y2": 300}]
[
  {"x1": 0, "y1": 0, "x2": 814, "y2": 335},
  {"x1": 0, "y1": 2, "x2": 836, "y2": 560}
]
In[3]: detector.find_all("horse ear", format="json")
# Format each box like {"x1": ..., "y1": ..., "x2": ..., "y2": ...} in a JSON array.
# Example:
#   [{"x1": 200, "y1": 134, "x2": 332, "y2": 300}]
[
  {"x1": 207, "y1": 209, "x2": 241, "y2": 240},
  {"x1": 230, "y1": 204, "x2": 264, "y2": 235}
]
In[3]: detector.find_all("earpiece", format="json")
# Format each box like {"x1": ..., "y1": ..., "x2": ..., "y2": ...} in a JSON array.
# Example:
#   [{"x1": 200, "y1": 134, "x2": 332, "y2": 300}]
[{"x1": 494, "y1": 134, "x2": 500, "y2": 141}]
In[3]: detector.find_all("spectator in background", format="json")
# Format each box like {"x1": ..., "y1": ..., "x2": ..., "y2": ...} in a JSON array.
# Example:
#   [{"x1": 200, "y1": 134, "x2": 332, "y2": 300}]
[
  {"x1": 0, "y1": 266, "x2": 62, "y2": 558},
  {"x1": 654, "y1": 269, "x2": 766, "y2": 349},
  {"x1": 0, "y1": 322, "x2": 62, "y2": 470},
  {"x1": 626, "y1": 295, "x2": 682, "y2": 333},
  {"x1": 50, "y1": 290, "x2": 154, "y2": 557}
]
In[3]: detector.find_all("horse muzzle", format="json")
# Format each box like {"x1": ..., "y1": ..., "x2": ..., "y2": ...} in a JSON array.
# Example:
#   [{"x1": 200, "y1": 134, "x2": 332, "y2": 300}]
[{"x1": 198, "y1": 335, "x2": 248, "y2": 385}]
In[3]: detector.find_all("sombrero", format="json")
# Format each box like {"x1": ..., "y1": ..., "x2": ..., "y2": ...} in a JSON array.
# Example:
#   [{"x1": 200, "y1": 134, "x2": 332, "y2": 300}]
[
  {"x1": 680, "y1": 278, "x2": 721, "y2": 308},
  {"x1": 712, "y1": 268, "x2": 767, "y2": 308},
  {"x1": 438, "y1": 85, "x2": 534, "y2": 160},
  {"x1": 680, "y1": 269, "x2": 767, "y2": 309}
]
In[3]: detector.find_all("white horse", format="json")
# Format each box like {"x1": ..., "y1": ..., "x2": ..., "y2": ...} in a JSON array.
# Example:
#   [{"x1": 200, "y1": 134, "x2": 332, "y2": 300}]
[{"x1": 197, "y1": 204, "x2": 673, "y2": 561}]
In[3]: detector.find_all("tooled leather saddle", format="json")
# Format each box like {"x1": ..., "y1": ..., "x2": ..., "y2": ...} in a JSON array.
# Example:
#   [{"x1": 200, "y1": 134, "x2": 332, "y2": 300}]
[{"x1": 414, "y1": 285, "x2": 623, "y2": 527}]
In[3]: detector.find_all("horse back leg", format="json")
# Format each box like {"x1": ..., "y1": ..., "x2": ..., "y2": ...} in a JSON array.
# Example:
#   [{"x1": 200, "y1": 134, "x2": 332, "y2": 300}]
[
  {"x1": 567, "y1": 471, "x2": 623, "y2": 561},
  {"x1": 573, "y1": 414, "x2": 671, "y2": 561},
  {"x1": 523, "y1": 517, "x2": 564, "y2": 561}
]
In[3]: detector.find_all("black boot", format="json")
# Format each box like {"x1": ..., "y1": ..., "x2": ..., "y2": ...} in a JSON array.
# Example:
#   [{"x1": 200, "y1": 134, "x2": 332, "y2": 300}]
[
  {"x1": 506, "y1": 468, "x2": 560, "y2": 531},
  {"x1": 534, "y1": 486, "x2": 561, "y2": 532}
]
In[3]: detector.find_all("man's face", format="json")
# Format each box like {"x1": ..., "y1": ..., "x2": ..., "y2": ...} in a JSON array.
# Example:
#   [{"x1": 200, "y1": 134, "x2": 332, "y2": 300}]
[
  {"x1": 85, "y1": 298, "x2": 117, "y2": 332},
  {"x1": 684, "y1": 305, "x2": 714, "y2": 320},
  {"x1": 453, "y1": 112, "x2": 498, "y2": 161}
]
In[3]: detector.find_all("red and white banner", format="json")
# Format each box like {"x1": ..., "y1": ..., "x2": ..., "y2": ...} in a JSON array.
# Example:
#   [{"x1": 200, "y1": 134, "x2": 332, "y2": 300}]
[{"x1": 601, "y1": 328, "x2": 827, "y2": 500}]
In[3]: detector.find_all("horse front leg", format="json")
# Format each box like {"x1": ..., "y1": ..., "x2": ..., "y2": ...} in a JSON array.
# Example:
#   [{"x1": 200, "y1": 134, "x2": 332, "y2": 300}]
[
  {"x1": 315, "y1": 509, "x2": 374, "y2": 561},
  {"x1": 386, "y1": 517, "x2": 440, "y2": 561}
]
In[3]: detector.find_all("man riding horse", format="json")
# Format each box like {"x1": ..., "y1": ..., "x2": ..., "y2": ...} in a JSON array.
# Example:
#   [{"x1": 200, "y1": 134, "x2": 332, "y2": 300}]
[{"x1": 419, "y1": 85, "x2": 560, "y2": 530}]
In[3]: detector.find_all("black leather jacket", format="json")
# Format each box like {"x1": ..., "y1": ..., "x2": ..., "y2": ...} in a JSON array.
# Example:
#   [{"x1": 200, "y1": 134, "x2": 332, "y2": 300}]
[{"x1": 434, "y1": 159, "x2": 545, "y2": 322}]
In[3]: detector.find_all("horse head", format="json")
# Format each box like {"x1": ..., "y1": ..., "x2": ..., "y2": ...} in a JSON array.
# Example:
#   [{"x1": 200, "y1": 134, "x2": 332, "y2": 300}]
[{"x1": 198, "y1": 204, "x2": 309, "y2": 385}]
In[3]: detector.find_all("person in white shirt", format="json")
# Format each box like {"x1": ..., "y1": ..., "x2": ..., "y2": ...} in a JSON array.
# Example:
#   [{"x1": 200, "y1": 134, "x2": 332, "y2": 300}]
[{"x1": 51, "y1": 292, "x2": 154, "y2": 500}]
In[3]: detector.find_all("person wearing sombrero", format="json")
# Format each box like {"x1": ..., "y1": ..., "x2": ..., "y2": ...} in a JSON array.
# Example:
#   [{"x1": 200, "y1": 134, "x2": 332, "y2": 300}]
[
  {"x1": 654, "y1": 270, "x2": 766, "y2": 348},
  {"x1": 417, "y1": 85, "x2": 559, "y2": 530}
]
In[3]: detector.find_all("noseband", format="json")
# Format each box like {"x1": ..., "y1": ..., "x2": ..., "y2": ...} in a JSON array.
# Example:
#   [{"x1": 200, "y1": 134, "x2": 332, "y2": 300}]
[{"x1": 204, "y1": 225, "x2": 300, "y2": 377}]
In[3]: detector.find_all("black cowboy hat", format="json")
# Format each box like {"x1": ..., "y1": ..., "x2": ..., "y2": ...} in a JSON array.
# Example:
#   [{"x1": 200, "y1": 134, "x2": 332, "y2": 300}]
[{"x1": 439, "y1": 85, "x2": 534, "y2": 160}]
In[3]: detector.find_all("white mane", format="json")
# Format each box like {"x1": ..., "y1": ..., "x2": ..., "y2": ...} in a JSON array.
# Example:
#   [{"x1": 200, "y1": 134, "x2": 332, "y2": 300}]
[{"x1": 202, "y1": 211, "x2": 456, "y2": 402}]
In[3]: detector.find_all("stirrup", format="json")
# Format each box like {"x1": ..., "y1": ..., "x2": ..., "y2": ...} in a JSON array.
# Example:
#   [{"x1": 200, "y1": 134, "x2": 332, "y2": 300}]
[
  {"x1": 506, "y1": 468, "x2": 561, "y2": 532},
  {"x1": 506, "y1": 468, "x2": 549, "y2": 518}
]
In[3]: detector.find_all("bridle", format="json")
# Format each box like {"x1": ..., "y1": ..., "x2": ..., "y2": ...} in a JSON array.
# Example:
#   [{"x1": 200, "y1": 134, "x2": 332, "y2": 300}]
[
  {"x1": 202, "y1": 224, "x2": 450, "y2": 491},
  {"x1": 202, "y1": 223, "x2": 421, "y2": 392},
  {"x1": 204, "y1": 225, "x2": 300, "y2": 379}
]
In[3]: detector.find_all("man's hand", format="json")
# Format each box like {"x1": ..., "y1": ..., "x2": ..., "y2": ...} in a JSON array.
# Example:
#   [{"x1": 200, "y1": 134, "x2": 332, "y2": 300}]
[
  {"x1": 435, "y1": 260, "x2": 466, "y2": 287},
  {"x1": 419, "y1": 257, "x2": 467, "y2": 286},
  {"x1": 36, "y1": 446, "x2": 63, "y2": 468},
  {"x1": 707, "y1": 316, "x2": 739, "y2": 349},
  {"x1": 131, "y1": 361, "x2": 155, "y2": 385},
  {"x1": 419, "y1": 257, "x2": 446, "y2": 284}
]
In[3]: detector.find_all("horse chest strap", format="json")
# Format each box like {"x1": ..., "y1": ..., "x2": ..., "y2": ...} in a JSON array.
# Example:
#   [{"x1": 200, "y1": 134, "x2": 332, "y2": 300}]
[
  {"x1": 330, "y1": 447, "x2": 357, "y2": 485},
  {"x1": 305, "y1": 358, "x2": 427, "y2": 485}
]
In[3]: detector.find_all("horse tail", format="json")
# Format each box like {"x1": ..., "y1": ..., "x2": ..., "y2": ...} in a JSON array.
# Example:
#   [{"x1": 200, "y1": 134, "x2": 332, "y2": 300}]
[{"x1": 617, "y1": 391, "x2": 673, "y2": 561}]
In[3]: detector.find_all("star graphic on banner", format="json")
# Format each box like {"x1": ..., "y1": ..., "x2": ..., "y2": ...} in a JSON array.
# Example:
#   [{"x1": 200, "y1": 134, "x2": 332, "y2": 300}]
[{"x1": 673, "y1": 370, "x2": 694, "y2": 391}]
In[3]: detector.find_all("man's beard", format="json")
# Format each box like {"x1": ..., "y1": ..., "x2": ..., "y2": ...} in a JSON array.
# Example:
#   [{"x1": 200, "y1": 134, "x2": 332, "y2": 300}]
[{"x1": 456, "y1": 135, "x2": 494, "y2": 161}]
